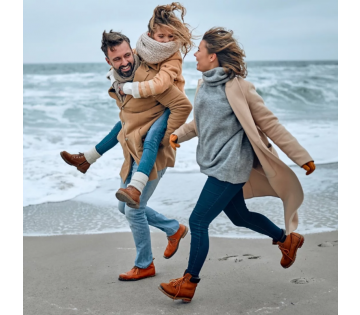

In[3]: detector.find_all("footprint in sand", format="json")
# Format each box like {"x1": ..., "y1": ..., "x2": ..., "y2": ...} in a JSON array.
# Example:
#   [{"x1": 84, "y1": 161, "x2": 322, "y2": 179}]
[
  {"x1": 218, "y1": 255, "x2": 238, "y2": 261},
  {"x1": 291, "y1": 278, "x2": 309, "y2": 284},
  {"x1": 243, "y1": 254, "x2": 261, "y2": 259},
  {"x1": 318, "y1": 240, "x2": 338, "y2": 247}
]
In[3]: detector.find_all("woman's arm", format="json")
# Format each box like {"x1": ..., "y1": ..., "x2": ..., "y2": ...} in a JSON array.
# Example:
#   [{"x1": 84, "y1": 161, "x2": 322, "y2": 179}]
[
  {"x1": 173, "y1": 119, "x2": 198, "y2": 144},
  {"x1": 246, "y1": 81, "x2": 313, "y2": 167},
  {"x1": 123, "y1": 52, "x2": 182, "y2": 98}
]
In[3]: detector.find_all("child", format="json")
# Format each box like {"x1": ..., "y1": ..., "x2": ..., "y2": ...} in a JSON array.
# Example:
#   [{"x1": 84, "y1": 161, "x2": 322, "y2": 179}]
[{"x1": 60, "y1": 2, "x2": 195, "y2": 208}]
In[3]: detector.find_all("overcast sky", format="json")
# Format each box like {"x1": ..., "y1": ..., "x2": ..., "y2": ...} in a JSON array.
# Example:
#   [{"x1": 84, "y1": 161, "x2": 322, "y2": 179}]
[{"x1": 23, "y1": 0, "x2": 337, "y2": 63}]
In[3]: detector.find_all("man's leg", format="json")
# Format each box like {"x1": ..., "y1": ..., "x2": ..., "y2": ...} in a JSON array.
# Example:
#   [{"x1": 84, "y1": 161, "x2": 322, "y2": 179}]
[
  {"x1": 118, "y1": 161, "x2": 181, "y2": 272},
  {"x1": 60, "y1": 121, "x2": 122, "y2": 173},
  {"x1": 116, "y1": 109, "x2": 170, "y2": 206}
]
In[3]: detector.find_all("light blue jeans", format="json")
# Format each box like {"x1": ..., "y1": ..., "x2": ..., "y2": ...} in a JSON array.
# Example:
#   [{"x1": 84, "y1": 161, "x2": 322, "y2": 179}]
[
  {"x1": 95, "y1": 109, "x2": 170, "y2": 177},
  {"x1": 118, "y1": 160, "x2": 180, "y2": 268}
]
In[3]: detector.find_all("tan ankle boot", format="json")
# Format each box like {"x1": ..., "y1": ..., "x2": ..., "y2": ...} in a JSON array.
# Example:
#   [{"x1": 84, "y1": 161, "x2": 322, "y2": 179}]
[
  {"x1": 274, "y1": 232, "x2": 305, "y2": 268},
  {"x1": 60, "y1": 151, "x2": 90, "y2": 174},
  {"x1": 118, "y1": 261, "x2": 155, "y2": 281},
  {"x1": 159, "y1": 273, "x2": 200, "y2": 303},
  {"x1": 163, "y1": 224, "x2": 188, "y2": 259},
  {"x1": 115, "y1": 186, "x2": 141, "y2": 209}
]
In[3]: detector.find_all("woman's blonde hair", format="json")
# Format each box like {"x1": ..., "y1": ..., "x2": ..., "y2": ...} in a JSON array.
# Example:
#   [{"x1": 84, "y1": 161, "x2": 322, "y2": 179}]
[
  {"x1": 202, "y1": 27, "x2": 248, "y2": 79},
  {"x1": 148, "y1": 2, "x2": 196, "y2": 58}
]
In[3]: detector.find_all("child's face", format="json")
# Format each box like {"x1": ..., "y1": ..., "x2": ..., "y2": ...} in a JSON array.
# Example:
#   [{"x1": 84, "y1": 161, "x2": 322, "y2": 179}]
[{"x1": 150, "y1": 25, "x2": 175, "y2": 43}]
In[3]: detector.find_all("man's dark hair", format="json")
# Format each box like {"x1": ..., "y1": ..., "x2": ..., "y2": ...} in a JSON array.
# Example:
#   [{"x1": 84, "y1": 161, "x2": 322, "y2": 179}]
[{"x1": 101, "y1": 30, "x2": 131, "y2": 58}]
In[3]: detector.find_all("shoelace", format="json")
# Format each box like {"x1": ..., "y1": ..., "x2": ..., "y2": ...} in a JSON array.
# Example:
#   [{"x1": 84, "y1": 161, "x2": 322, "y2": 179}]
[
  {"x1": 130, "y1": 266, "x2": 141, "y2": 275},
  {"x1": 167, "y1": 237, "x2": 177, "y2": 244},
  {"x1": 169, "y1": 276, "x2": 187, "y2": 299},
  {"x1": 278, "y1": 245, "x2": 294, "y2": 261},
  {"x1": 74, "y1": 152, "x2": 84, "y2": 159}
]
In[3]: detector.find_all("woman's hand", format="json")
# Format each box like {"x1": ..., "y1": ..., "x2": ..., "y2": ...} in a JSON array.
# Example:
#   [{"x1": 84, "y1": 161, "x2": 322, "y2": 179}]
[
  {"x1": 302, "y1": 161, "x2": 316, "y2": 175},
  {"x1": 169, "y1": 134, "x2": 180, "y2": 151}
]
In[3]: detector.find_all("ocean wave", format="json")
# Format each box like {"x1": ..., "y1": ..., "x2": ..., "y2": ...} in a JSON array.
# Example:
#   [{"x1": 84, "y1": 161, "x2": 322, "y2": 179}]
[{"x1": 23, "y1": 61, "x2": 338, "y2": 207}]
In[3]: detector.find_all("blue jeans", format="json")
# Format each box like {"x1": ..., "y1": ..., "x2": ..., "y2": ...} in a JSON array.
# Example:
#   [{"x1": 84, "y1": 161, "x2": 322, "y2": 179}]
[
  {"x1": 95, "y1": 109, "x2": 170, "y2": 177},
  {"x1": 118, "y1": 160, "x2": 179, "y2": 268},
  {"x1": 186, "y1": 176, "x2": 284, "y2": 277}
]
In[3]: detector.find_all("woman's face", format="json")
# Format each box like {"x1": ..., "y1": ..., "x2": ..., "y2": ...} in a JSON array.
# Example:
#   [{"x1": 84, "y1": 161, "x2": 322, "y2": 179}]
[{"x1": 194, "y1": 40, "x2": 218, "y2": 72}]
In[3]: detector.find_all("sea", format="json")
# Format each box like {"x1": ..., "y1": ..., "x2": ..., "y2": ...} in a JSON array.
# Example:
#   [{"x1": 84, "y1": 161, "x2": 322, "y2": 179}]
[{"x1": 23, "y1": 60, "x2": 338, "y2": 237}]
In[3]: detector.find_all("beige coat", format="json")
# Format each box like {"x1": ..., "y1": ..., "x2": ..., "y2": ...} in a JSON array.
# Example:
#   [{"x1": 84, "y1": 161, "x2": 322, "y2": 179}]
[
  {"x1": 173, "y1": 77, "x2": 313, "y2": 234},
  {"x1": 108, "y1": 62, "x2": 192, "y2": 182},
  {"x1": 133, "y1": 50, "x2": 185, "y2": 98}
]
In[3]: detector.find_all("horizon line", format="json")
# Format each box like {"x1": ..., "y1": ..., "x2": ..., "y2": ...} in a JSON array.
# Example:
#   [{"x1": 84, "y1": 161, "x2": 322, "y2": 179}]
[{"x1": 23, "y1": 59, "x2": 338, "y2": 65}]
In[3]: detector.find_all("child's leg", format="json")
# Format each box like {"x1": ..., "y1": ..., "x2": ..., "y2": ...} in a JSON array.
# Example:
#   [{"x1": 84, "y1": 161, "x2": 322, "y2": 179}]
[
  {"x1": 127, "y1": 109, "x2": 170, "y2": 193},
  {"x1": 84, "y1": 121, "x2": 122, "y2": 164}
]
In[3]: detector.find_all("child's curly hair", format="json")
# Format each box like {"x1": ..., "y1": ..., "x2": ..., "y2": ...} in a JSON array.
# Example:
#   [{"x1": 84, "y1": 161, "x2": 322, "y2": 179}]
[{"x1": 148, "y1": 2, "x2": 196, "y2": 58}]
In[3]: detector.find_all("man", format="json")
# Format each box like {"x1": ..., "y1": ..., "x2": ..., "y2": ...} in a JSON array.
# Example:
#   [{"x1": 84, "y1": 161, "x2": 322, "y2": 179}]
[{"x1": 61, "y1": 30, "x2": 192, "y2": 280}]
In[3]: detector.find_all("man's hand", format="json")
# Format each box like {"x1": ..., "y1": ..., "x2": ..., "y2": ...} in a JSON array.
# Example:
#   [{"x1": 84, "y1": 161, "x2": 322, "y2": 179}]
[
  {"x1": 169, "y1": 134, "x2": 180, "y2": 151},
  {"x1": 302, "y1": 161, "x2": 316, "y2": 175}
]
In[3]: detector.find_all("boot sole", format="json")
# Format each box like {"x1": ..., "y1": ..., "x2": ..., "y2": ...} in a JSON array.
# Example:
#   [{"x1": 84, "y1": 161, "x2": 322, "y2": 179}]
[
  {"x1": 163, "y1": 226, "x2": 189, "y2": 259},
  {"x1": 60, "y1": 152, "x2": 87, "y2": 174},
  {"x1": 118, "y1": 274, "x2": 155, "y2": 281},
  {"x1": 158, "y1": 285, "x2": 192, "y2": 303},
  {"x1": 283, "y1": 235, "x2": 305, "y2": 269},
  {"x1": 115, "y1": 190, "x2": 140, "y2": 209}
]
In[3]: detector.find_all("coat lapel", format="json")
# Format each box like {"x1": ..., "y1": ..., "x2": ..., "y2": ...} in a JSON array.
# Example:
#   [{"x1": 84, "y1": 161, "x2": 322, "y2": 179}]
[{"x1": 121, "y1": 63, "x2": 150, "y2": 107}]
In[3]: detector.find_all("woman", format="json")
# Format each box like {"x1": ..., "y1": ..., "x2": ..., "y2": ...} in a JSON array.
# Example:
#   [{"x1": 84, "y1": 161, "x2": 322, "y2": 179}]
[{"x1": 158, "y1": 27, "x2": 316, "y2": 302}]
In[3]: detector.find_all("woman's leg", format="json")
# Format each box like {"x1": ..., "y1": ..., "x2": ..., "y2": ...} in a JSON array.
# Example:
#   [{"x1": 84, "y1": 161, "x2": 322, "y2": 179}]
[
  {"x1": 127, "y1": 109, "x2": 170, "y2": 194},
  {"x1": 186, "y1": 177, "x2": 243, "y2": 277},
  {"x1": 223, "y1": 186, "x2": 285, "y2": 242}
]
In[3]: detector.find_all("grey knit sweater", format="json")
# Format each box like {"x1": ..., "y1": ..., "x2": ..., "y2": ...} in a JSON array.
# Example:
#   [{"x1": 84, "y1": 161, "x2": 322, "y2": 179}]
[{"x1": 195, "y1": 67, "x2": 254, "y2": 184}]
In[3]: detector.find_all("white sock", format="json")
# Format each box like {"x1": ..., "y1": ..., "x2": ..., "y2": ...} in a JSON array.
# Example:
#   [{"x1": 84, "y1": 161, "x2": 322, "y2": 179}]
[
  {"x1": 128, "y1": 172, "x2": 149, "y2": 194},
  {"x1": 84, "y1": 147, "x2": 101, "y2": 164}
]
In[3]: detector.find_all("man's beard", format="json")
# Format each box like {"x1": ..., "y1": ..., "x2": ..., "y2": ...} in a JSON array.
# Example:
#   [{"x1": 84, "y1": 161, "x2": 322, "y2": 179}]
[{"x1": 115, "y1": 62, "x2": 134, "y2": 77}]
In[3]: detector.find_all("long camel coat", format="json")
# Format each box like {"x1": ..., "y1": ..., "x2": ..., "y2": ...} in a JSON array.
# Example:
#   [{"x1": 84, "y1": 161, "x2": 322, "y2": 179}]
[
  {"x1": 108, "y1": 62, "x2": 192, "y2": 182},
  {"x1": 173, "y1": 77, "x2": 313, "y2": 234}
]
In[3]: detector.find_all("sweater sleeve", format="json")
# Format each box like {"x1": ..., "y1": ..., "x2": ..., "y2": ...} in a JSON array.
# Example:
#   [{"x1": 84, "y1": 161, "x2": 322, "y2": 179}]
[
  {"x1": 131, "y1": 57, "x2": 182, "y2": 99},
  {"x1": 173, "y1": 119, "x2": 198, "y2": 144},
  {"x1": 246, "y1": 81, "x2": 313, "y2": 167}
]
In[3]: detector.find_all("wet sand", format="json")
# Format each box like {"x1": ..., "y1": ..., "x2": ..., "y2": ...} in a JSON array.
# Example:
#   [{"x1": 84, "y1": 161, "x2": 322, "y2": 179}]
[{"x1": 24, "y1": 230, "x2": 337, "y2": 315}]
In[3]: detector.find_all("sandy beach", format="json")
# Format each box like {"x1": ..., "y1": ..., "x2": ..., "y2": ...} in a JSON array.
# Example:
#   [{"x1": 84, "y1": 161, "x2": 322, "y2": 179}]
[
  {"x1": 24, "y1": 230, "x2": 337, "y2": 315},
  {"x1": 23, "y1": 163, "x2": 338, "y2": 314}
]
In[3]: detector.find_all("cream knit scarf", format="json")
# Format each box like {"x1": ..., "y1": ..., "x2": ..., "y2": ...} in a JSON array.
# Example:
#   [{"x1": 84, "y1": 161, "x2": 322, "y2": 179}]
[{"x1": 136, "y1": 32, "x2": 181, "y2": 64}]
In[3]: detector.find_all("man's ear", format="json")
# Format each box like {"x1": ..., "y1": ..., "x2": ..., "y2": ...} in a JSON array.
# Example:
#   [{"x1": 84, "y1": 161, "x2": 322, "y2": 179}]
[{"x1": 105, "y1": 57, "x2": 112, "y2": 67}]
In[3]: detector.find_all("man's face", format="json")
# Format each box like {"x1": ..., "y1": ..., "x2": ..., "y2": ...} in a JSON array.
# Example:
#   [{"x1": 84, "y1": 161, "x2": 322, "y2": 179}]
[{"x1": 105, "y1": 41, "x2": 134, "y2": 77}]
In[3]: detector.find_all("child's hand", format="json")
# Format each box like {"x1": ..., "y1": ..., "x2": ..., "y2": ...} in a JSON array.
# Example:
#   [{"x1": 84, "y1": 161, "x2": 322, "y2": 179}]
[
  {"x1": 302, "y1": 161, "x2": 315, "y2": 175},
  {"x1": 169, "y1": 134, "x2": 180, "y2": 150}
]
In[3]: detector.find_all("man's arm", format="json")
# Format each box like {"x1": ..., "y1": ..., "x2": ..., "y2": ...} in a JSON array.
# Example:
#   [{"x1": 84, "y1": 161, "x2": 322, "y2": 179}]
[{"x1": 154, "y1": 85, "x2": 193, "y2": 147}]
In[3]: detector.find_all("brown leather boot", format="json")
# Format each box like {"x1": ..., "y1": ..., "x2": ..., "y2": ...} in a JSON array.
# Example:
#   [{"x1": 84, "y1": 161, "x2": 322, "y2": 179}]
[
  {"x1": 60, "y1": 151, "x2": 90, "y2": 174},
  {"x1": 118, "y1": 261, "x2": 155, "y2": 281},
  {"x1": 163, "y1": 224, "x2": 189, "y2": 259},
  {"x1": 274, "y1": 232, "x2": 305, "y2": 268},
  {"x1": 115, "y1": 186, "x2": 141, "y2": 209},
  {"x1": 159, "y1": 273, "x2": 200, "y2": 303}
]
